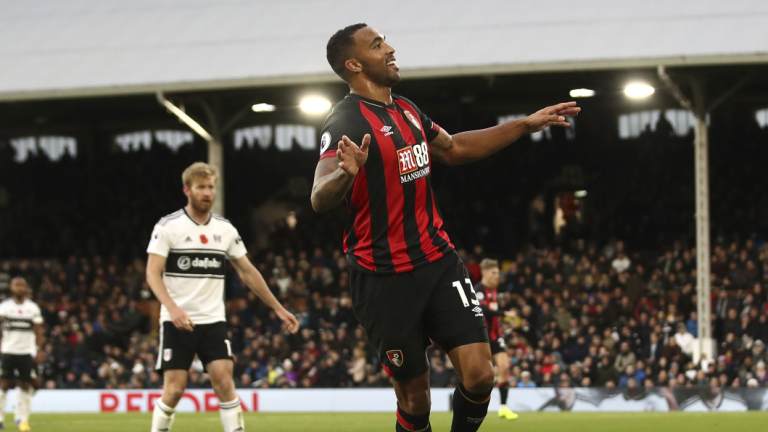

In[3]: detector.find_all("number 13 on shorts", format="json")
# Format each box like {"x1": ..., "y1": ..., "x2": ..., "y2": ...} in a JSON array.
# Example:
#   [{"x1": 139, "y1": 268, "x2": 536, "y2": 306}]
[{"x1": 452, "y1": 278, "x2": 479, "y2": 308}]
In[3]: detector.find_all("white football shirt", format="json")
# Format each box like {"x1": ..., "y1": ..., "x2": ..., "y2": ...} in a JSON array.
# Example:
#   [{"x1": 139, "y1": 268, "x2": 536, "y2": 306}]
[
  {"x1": 146, "y1": 209, "x2": 247, "y2": 325},
  {"x1": 0, "y1": 298, "x2": 43, "y2": 355}
]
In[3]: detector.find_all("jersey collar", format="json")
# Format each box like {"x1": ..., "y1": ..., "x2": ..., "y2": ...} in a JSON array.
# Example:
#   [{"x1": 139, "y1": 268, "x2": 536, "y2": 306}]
[
  {"x1": 349, "y1": 93, "x2": 397, "y2": 109},
  {"x1": 183, "y1": 208, "x2": 212, "y2": 226}
]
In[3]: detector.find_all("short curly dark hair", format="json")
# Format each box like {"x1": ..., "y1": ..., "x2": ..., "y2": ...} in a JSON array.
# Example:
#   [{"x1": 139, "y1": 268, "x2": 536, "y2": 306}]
[{"x1": 326, "y1": 23, "x2": 367, "y2": 80}]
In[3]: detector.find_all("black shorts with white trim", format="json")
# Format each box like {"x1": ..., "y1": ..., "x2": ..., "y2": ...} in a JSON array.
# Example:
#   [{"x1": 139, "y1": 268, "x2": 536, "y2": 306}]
[{"x1": 156, "y1": 321, "x2": 233, "y2": 371}]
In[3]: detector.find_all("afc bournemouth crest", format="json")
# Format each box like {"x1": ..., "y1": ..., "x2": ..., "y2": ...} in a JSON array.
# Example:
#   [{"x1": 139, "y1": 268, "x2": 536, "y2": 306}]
[
  {"x1": 386, "y1": 350, "x2": 404, "y2": 367},
  {"x1": 200, "y1": 234, "x2": 209, "y2": 244},
  {"x1": 403, "y1": 110, "x2": 421, "y2": 130},
  {"x1": 320, "y1": 131, "x2": 332, "y2": 155}
]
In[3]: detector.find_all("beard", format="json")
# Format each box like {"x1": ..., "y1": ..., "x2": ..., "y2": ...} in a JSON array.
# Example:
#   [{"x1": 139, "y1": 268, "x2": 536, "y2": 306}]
[
  {"x1": 363, "y1": 60, "x2": 401, "y2": 87},
  {"x1": 190, "y1": 197, "x2": 213, "y2": 213}
]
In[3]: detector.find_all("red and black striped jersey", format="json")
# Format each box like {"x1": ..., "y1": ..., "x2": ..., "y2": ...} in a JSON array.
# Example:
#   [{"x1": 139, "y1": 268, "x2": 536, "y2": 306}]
[
  {"x1": 319, "y1": 93, "x2": 454, "y2": 273},
  {"x1": 475, "y1": 283, "x2": 502, "y2": 341}
]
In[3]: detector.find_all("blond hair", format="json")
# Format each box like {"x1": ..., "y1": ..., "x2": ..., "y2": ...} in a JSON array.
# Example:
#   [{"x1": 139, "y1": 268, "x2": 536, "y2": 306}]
[
  {"x1": 480, "y1": 258, "x2": 499, "y2": 271},
  {"x1": 182, "y1": 162, "x2": 218, "y2": 187}
]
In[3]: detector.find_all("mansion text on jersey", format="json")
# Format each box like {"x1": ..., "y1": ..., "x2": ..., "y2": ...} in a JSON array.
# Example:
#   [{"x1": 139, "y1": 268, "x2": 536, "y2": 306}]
[{"x1": 400, "y1": 166, "x2": 430, "y2": 184}]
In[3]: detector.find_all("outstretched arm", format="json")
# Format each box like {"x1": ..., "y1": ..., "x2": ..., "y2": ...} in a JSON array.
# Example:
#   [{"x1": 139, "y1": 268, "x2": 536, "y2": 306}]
[{"x1": 429, "y1": 102, "x2": 581, "y2": 166}]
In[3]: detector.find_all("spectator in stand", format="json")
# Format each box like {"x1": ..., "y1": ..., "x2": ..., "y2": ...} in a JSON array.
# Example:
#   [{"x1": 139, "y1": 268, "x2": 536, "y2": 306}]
[
  {"x1": 674, "y1": 323, "x2": 696, "y2": 357},
  {"x1": 614, "y1": 342, "x2": 636, "y2": 374},
  {"x1": 517, "y1": 371, "x2": 536, "y2": 388}
]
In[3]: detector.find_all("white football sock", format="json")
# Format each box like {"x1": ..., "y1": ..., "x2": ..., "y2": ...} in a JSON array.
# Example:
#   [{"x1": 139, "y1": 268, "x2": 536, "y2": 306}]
[
  {"x1": 219, "y1": 398, "x2": 244, "y2": 432},
  {"x1": 0, "y1": 390, "x2": 6, "y2": 420},
  {"x1": 16, "y1": 389, "x2": 32, "y2": 422},
  {"x1": 151, "y1": 400, "x2": 176, "y2": 432}
]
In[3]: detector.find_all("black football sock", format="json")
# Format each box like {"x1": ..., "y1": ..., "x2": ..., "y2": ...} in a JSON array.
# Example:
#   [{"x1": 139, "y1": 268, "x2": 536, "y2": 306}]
[
  {"x1": 451, "y1": 383, "x2": 491, "y2": 432},
  {"x1": 395, "y1": 405, "x2": 431, "y2": 432},
  {"x1": 499, "y1": 382, "x2": 509, "y2": 406}
]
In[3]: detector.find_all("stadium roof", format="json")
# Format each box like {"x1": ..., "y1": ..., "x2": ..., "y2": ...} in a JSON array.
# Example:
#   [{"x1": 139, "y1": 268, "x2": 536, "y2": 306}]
[{"x1": 1, "y1": 0, "x2": 767, "y2": 101}]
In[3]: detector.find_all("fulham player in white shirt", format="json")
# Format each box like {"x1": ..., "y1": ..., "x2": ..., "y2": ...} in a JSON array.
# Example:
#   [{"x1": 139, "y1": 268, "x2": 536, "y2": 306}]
[
  {"x1": 147, "y1": 162, "x2": 299, "y2": 432},
  {"x1": 0, "y1": 277, "x2": 44, "y2": 432}
]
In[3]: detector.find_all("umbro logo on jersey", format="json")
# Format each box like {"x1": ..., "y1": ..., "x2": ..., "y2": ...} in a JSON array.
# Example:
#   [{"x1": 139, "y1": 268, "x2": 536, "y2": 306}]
[
  {"x1": 185, "y1": 236, "x2": 192, "y2": 242},
  {"x1": 380, "y1": 125, "x2": 394, "y2": 136},
  {"x1": 472, "y1": 306, "x2": 484, "y2": 317}
]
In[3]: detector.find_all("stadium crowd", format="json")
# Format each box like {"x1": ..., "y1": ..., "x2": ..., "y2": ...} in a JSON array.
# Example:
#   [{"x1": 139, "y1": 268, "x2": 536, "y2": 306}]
[{"x1": 1, "y1": 236, "x2": 767, "y2": 391}]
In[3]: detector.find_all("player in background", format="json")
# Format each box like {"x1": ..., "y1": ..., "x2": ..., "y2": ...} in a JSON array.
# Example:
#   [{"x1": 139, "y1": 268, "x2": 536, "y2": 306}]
[
  {"x1": 0, "y1": 277, "x2": 44, "y2": 432},
  {"x1": 475, "y1": 259, "x2": 518, "y2": 420},
  {"x1": 312, "y1": 23, "x2": 579, "y2": 432},
  {"x1": 147, "y1": 162, "x2": 299, "y2": 432}
]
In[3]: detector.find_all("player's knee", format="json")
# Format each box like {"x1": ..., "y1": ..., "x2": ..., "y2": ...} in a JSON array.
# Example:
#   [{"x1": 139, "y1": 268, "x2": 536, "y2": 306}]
[
  {"x1": 498, "y1": 369, "x2": 510, "y2": 382},
  {"x1": 399, "y1": 390, "x2": 431, "y2": 415},
  {"x1": 463, "y1": 364, "x2": 495, "y2": 394},
  {"x1": 164, "y1": 383, "x2": 186, "y2": 404},
  {"x1": 213, "y1": 380, "x2": 234, "y2": 395},
  {"x1": 212, "y1": 377, "x2": 235, "y2": 399},
  {"x1": 497, "y1": 363, "x2": 510, "y2": 381}
]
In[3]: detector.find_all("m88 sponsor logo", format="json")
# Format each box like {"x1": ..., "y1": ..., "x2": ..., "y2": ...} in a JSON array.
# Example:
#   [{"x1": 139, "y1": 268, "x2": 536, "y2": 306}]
[{"x1": 397, "y1": 142, "x2": 430, "y2": 183}]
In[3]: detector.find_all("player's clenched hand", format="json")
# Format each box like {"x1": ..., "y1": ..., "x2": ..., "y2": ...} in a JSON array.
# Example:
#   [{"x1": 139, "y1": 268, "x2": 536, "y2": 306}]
[
  {"x1": 524, "y1": 101, "x2": 581, "y2": 133},
  {"x1": 276, "y1": 307, "x2": 300, "y2": 334},
  {"x1": 169, "y1": 306, "x2": 194, "y2": 332},
  {"x1": 337, "y1": 134, "x2": 370, "y2": 177}
]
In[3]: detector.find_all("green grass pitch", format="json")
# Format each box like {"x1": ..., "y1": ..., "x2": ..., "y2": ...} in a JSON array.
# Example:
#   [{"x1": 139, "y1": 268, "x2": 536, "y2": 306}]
[{"x1": 17, "y1": 411, "x2": 768, "y2": 431}]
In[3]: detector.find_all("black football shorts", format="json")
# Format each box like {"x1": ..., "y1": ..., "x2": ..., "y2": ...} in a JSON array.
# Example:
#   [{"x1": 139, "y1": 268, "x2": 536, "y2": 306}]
[
  {"x1": 350, "y1": 251, "x2": 489, "y2": 381},
  {"x1": 156, "y1": 321, "x2": 233, "y2": 371},
  {"x1": 1, "y1": 354, "x2": 34, "y2": 382},
  {"x1": 490, "y1": 336, "x2": 507, "y2": 356}
]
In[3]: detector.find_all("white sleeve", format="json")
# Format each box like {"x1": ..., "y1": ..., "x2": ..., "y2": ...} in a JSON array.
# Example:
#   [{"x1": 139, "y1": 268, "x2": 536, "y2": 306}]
[
  {"x1": 31, "y1": 304, "x2": 43, "y2": 325},
  {"x1": 0, "y1": 302, "x2": 6, "y2": 319},
  {"x1": 227, "y1": 227, "x2": 247, "y2": 260},
  {"x1": 146, "y1": 223, "x2": 172, "y2": 257}
]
